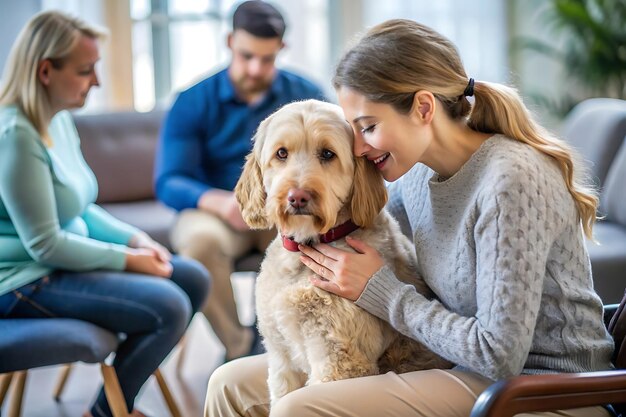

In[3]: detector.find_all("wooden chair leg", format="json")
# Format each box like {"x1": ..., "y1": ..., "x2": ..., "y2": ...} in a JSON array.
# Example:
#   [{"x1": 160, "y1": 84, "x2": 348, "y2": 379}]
[
  {"x1": 53, "y1": 363, "x2": 73, "y2": 401},
  {"x1": 154, "y1": 369, "x2": 182, "y2": 417},
  {"x1": 100, "y1": 363, "x2": 130, "y2": 417},
  {"x1": 0, "y1": 373, "x2": 14, "y2": 407},
  {"x1": 175, "y1": 333, "x2": 188, "y2": 375},
  {"x1": 8, "y1": 371, "x2": 27, "y2": 417}
]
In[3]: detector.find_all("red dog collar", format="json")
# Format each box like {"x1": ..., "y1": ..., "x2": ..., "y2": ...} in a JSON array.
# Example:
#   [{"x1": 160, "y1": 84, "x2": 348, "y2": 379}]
[{"x1": 282, "y1": 220, "x2": 360, "y2": 252}]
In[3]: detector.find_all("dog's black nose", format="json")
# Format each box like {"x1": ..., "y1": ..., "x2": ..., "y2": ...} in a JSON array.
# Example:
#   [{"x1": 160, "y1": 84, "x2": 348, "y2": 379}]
[{"x1": 288, "y1": 188, "x2": 311, "y2": 209}]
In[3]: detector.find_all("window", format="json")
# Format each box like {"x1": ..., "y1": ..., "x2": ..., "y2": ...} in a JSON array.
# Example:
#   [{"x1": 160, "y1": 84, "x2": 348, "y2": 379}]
[
  {"x1": 362, "y1": 0, "x2": 508, "y2": 84},
  {"x1": 39, "y1": 0, "x2": 508, "y2": 112}
]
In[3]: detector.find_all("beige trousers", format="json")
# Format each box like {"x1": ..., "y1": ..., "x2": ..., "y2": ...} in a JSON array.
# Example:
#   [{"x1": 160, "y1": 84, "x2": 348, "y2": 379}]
[
  {"x1": 205, "y1": 354, "x2": 611, "y2": 417},
  {"x1": 171, "y1": 209, "x2": 275, "y2": 358}
]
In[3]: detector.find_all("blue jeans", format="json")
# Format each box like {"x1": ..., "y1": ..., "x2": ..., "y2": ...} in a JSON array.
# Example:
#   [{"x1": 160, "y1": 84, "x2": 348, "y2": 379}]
[{"x1": 0, "y1": 256, "x2": 210, "y2": 417}]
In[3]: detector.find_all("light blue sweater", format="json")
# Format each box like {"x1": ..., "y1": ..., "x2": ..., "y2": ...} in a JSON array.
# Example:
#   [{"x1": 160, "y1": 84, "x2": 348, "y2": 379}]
[
  {"x1": 356, "y1": 135, "x2": 614, "y2": 381},
  {"x1": 0, "y1": 106, "x2": 139, "y2": 296}
]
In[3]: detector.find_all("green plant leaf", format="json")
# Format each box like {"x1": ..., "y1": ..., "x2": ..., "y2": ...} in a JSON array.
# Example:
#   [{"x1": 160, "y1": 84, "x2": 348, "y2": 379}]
[{"x1": 516, "y1": 0, "x2": 626, "y2": 101}]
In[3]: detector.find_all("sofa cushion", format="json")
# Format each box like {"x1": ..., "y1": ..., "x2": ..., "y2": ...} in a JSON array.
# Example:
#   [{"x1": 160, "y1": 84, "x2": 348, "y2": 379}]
[
  {"x1": 562, "y1": 98, "x2": 626, "y2": 188},
  {"x1": 74, "y1": 110, "x2": 165, "y2": 204},
  {"x1": 601, "y1": 138, "x2": 626, "y2": 225},
  {"x1": 101, "y1": 200, "x2": 176, "y2": 250},
  {"x1": 588, "y1": 221, "x2": 626, "y2": 304}
]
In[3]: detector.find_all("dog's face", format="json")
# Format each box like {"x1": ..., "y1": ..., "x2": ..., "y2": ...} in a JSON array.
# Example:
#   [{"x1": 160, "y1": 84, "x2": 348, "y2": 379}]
[{"x1": 235, "y1": 100, "x2": 387, "y2": 241}]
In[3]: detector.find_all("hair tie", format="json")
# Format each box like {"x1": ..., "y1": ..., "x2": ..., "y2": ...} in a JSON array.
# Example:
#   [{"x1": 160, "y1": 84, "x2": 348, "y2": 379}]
[{"x1": 463, "y1": 78, "x2": 475, "y2": 97}]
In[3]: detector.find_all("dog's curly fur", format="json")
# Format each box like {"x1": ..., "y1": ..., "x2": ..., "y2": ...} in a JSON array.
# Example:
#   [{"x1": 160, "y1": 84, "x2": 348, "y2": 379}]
[{"x1": 235, "y1": 100, "x2": 450, "y2": 406}]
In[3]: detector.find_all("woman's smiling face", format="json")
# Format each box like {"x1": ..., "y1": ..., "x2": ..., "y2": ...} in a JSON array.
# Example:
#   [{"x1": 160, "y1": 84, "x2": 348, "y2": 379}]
[{"x1": 337, "y1": 87, "x2": 430, "y2": 182}]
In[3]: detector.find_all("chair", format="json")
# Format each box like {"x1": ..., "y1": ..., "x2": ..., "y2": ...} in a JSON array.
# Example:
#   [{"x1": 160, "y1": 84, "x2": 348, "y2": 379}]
[
  {"x1": 0, "y1": 318, "x2": 182, "y2": 417},
  {"x1": 469, "y1": 290, "x2": 626, "y2": 417},
  {"x1": 561, "y1": 98, "x2": 626, "y2": 189},
  {"x1": 560, "y1": 99, "x2": 626, "y2": 304},
  {"x1": 588, "y1": 139, "x2": 626, "y2": 304}
]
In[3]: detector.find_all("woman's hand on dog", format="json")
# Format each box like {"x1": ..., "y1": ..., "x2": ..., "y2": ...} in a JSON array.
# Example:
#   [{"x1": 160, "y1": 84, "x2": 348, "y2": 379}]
[{"x1": 299, "y1": 236, "x2": 384, "y2": 301}]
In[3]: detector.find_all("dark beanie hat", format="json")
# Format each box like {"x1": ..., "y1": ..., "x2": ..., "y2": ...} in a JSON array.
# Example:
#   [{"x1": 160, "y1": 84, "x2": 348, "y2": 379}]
[{"x1": 232, "y1": 1, "x2": 286, "y2": 38}]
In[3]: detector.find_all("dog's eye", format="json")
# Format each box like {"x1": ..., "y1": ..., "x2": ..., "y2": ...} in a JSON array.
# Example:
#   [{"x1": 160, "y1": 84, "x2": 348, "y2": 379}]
[
  {"x1": 319, "y1": 149, "x2": 336, "y2": 161},
  {"x1": 276, "y1": 148, "x2": 288, "y2": 160}
]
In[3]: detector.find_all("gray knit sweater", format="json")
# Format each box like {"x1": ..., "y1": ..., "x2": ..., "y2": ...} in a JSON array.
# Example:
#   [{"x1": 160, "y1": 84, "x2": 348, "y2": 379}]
[{"x1": 355, "y1": 134, "x2": 614, "y2": 381}]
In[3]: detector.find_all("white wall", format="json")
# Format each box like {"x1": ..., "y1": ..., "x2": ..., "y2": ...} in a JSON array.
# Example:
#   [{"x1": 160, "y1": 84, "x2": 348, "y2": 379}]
[{"x1": 0, "y1": 0, "x2": 42, "y2": 75}]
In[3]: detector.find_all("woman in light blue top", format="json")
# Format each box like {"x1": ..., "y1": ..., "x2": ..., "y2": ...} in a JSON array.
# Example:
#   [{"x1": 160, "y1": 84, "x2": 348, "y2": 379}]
[{"x1": 0, "y1": 11, "x2": 210, "y2": 417}]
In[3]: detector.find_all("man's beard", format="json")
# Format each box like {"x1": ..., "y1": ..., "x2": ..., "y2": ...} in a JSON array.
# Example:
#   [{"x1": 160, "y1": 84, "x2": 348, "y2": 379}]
[{"x1": 233, "y1": 76, "x2": 272, "y2": 96}]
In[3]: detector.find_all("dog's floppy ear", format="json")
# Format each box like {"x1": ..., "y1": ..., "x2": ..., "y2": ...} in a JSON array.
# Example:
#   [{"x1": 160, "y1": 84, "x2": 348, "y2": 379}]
[
  {"x1": 235, "y1": 152, "x2": 269, "y2": 229},
  {"x1": 351, "y1": 156, "x2": 388, "y2": 228},
  {"x1": 235, "y1": 116, "x2": 275, "y2": 229}
]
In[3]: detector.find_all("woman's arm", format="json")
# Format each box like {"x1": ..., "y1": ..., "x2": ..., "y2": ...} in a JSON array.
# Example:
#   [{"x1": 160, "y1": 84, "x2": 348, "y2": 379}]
[
  {"x1": 305, "y1": 166, "x2": 558, "y2": 381},
  {"x1": 82, "y1": 204, "x2": 171, "y2": 263},
  {"x1": 0, "y1": 125, "x2": 128, "y2": 271},
  {"x1": 356, "y1": 172, "x2": 555, "y2": 381},
  {"x1": 82, "y1": 203, "x2": 139, "y2": 245}
]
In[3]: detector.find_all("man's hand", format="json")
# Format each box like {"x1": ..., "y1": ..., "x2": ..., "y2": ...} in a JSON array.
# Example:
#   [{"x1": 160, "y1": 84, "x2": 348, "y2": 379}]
[
  {"x1": 222, "y1": 194, "x2": 250, "y2": 231},
  {"x1": 198, "y1": 189, "x2": 249, "y2": 231}
]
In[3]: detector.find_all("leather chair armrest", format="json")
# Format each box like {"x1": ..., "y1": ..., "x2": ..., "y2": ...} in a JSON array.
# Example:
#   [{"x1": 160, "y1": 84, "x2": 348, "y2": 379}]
[
  {"x1": 604, "y1": 304, "x2": 619, "y2": 327},
  {"x1": 469, "y1": 370, "x2": 626, "y2": 417}
]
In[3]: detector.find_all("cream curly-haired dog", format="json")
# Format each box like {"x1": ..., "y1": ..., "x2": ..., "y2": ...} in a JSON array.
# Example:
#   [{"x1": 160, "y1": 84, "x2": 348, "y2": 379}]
[{"x1": 235, "y1": 99, "x2": 449, "y2": 406}]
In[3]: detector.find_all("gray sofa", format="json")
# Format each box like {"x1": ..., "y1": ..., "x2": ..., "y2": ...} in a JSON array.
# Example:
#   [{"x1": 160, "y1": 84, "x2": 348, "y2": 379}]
[
  {"x1": 562, "y1": 98, "x2": 626, "y2": 304},
  {"x1": 72, "y1": 103, "x2": 626, "y2": 303},
  {"x1": 72, "y1": 109, "x2": 262, "y2": 271},
  {"x1": 74, "y1": 110, "x2": 176, "y2": 248}
]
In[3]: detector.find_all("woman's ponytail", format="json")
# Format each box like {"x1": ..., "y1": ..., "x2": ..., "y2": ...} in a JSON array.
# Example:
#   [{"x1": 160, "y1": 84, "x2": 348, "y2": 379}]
[{"x1": 469, "y1": 81, "x2": 598, "y2": 238}]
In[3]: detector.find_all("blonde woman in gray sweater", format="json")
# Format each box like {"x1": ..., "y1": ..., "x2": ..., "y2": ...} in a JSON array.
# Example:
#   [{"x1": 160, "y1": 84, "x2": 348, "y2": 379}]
[{"x1": 206, "y1": 19, "x2": 614, "y2": 417}]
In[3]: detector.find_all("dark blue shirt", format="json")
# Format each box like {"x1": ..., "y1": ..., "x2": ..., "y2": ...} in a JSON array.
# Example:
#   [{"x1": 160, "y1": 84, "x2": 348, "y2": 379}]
[{"x1": 155, "y1": 68, "x2": 324, "y2": 211}]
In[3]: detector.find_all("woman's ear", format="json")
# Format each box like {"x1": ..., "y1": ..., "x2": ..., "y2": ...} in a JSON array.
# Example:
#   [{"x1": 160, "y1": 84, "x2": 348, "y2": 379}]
[
  {"x1": 38, "y1": 60, "x2": 52, "y2": 86},
  {"x1": 350, "y1": 156, "x2": 388, "y2": 228},
  {"x1": 411, "y1": 90, "x2": 436, "y2": 124}
]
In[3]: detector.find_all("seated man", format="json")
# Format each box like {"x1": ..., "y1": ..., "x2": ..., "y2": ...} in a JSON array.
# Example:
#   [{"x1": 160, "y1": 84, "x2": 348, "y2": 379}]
[{"x1": 155, "y1": 0, "x2": 325, "y2": 361}]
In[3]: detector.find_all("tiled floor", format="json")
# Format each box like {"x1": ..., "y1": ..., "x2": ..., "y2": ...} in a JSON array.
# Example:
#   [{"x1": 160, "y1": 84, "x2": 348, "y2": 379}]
[{"x1": 1, "y1": 273, "x2": 257, "y2": 417}]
